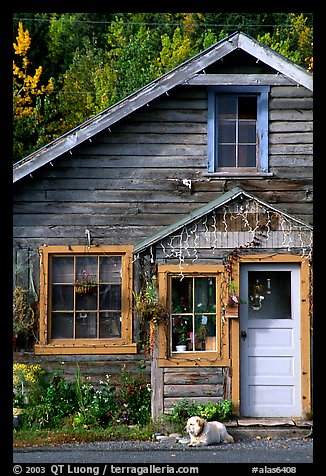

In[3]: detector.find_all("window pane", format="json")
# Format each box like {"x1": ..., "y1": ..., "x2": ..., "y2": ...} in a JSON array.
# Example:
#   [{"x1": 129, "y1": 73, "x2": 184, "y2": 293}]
[
  {"x1": 239, "y1": 120, "x2": 256, "y2": 143},
  {"x1": 195, "y1": 315, "x2": 216, "y2": 351},
  {"x1": 172, "y1": 277, "x2": 193, "y2": 313},
  {"x1": 218, "y1": 144, "x2": 236, "y2": 167},
  {"x1": 52, "y1": 285, "x2": 74, "y2": 310},
  {"x1": 100, "y1": 284, "x2": 121, "y2": 310},
  {"x1": 248, "y1": 271, "x2": 291, "y2": 319},
  {"x1": 194, "y1": 277, "x2": 216, "y2": 313},
  {"x1": 238, "y1": 145, "x2": 256, "y2": 167},
  {"x1": 100, "y1": 256, "x2": 122, "y2": 283},
  {"x1": 76, "y1": 312, "x2": 97, "y2": 338},
  {"x1": 171, "y1": 315, "x2": 192, "y2": 351},
  {"x1": 218, "y1": 120, "x2": 236, "y2": 143},
  {"x1": 99, "y1": 312, "x2": 121, "y2": 338},
  {"x1": 76, "y1": 289, "x2": 98, "y2": 310},
  {"x1": 238, "y1": 96, "x2": 257, "y2": 119},
  {"x1": 52, "y1": 257, "x2": 74, "y2": 283},
  {"x1": 76, "y1": 256, "x2": 98, "y2": 282},
  {"x1": 51, "y1": 312, "x2": 74, "y2": 339},
  {"x1": 218, "y1": 96, "x2": 237, "y2": 119}
]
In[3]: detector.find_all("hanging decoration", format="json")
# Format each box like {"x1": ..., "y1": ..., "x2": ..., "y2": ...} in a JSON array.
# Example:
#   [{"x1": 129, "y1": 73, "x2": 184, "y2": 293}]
[
  {"x1": 158, "y1": 197, "x2": 312, "y2": 279},
  {"x1": 75, "y1": 270, "x2": 97, "y2": 295}
]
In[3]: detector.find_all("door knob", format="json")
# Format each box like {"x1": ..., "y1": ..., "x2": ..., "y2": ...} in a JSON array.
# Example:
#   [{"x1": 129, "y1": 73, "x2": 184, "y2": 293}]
[{"x1": 241, "y1": 331, "x2": 247, "y2": 339}]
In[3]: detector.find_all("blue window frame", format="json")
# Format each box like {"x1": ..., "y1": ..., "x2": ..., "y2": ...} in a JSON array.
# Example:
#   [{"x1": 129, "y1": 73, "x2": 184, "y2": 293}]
[{"x1": 207, "y1": 86, "x2": 270, "y2": 173}]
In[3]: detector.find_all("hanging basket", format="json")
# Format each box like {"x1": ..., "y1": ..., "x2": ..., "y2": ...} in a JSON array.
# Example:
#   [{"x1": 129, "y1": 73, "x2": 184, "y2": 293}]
[{"x1": 74, "y1": 283, "x2": 97, "y2": 295}]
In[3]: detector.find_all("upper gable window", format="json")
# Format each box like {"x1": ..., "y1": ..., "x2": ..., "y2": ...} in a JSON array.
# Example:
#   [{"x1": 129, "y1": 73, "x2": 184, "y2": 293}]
[{"x1": 207, "y1": 86, "x2": 270, "y2": 174}]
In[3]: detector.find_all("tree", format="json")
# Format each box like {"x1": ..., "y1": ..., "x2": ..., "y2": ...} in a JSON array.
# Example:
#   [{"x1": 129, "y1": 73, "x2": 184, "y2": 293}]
[
  {"x1": 13, "y1": 22, "x2": 54, "y2": 160},
  {"x1": 258, "y1": 13, "x2": 313, "y2": 71}
]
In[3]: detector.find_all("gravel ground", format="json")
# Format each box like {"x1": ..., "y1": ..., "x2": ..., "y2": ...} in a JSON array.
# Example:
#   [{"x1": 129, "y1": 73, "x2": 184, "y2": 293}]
[
  {"x1": 47, "y1": 435, "x2": 313, "y2": 452},
  {"x1": 14, "y1": 436, "x2": 314, "y2": 464}
]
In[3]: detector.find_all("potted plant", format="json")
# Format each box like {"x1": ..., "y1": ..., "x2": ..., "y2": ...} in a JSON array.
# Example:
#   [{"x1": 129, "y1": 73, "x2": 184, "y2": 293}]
[
  {"x1": 173, "y1": 319, "x2": 191, "y2": 352},
  {"x1": 227, "y1": 280, "x2": 239, "y2": 307},
  {"x1": 197, "y1": 323, "x2": 208, "y2": 351}
]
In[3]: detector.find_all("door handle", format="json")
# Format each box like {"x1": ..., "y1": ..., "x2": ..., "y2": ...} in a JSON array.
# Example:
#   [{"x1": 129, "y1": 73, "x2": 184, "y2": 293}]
[{"x1": 241, "y1": 331, "x2": 247, "y2": 339}]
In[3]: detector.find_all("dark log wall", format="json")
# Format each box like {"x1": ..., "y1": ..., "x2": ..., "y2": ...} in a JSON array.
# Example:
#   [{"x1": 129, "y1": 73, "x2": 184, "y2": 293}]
[
  {"x1": 163, "y1": 367, "x2": 229, "y2": 413},
  {"x1": 13, "y1": 352, "x2": 151, "y2": 384},
  {"x1": 13, "y1": 83, "x2": 313, "y2": 252}
]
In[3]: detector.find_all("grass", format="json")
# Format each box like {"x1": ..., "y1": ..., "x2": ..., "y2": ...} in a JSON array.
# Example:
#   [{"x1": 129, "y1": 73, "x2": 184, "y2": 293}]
[{"x1": 13, "y1": 418, "x2": 178, "y2": 448}]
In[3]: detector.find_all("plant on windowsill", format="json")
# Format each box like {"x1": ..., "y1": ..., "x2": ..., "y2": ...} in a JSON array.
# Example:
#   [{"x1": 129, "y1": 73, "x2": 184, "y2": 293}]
[
  {"x1": 75, "y1": 270, "x2": 97, "y2": 295},
  {"x1": 227, "y1": 280, "x2": 239, "y2": 307},
  {"x1": 196, "y1": 323, "x2": 208, "y2": 351},
  {"x1": 173, "y1": 319, "x2": 191, "y2": 351}
]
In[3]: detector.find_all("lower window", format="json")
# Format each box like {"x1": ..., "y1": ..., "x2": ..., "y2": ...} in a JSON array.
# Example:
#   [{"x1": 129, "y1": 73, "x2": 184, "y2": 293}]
[
  {"x1": 36, "y1": 245, "x2": 135, "y2": 354},
  {"x1": 51, "y1": 254, "x2": 123, "y2": 339}
]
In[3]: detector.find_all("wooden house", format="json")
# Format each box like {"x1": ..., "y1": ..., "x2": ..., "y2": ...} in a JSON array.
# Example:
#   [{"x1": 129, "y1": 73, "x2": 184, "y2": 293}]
[{"x1": 13, "y1": 32, "x2": 313, "y2": 419}]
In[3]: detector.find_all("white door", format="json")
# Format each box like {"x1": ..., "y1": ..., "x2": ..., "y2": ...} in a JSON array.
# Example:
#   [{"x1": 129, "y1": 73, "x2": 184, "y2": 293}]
[{"x1": 240, "y1": 263, "x2": 302, "y2": 417}]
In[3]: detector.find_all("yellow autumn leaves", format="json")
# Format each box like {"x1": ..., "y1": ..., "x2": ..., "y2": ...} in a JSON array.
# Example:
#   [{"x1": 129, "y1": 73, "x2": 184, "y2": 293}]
[{"x1": 13, "y1": 22, "x2": 54, "y2": 120}]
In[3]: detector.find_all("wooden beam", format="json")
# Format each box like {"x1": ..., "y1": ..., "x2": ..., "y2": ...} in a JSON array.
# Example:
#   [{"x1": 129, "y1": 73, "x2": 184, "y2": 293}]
[{"x1": 184, "y1": 74, "x2": 296, "y2": 86}]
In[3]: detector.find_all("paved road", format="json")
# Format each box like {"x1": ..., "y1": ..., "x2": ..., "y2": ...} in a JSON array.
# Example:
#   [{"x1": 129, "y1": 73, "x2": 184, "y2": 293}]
[{"x1": 14, "y1": 437, "x2": 313, "y2": 464}]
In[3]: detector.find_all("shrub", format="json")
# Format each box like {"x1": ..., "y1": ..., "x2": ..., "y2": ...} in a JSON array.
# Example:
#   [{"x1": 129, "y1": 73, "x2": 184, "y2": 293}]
[
  {"x1": 14, "y1": 363, "x2": 152, "y2": 430},
  {"x1": 21, "y1": 372, "x2": 78, "y2": 429},
  {"x1": 73, "y1": 366, "x2": 117, "y2": 427},
  {"x1": 111, "y1": 366, "x2": 151, "y2": 426},
  {"x1": 13, "y1": 363, "x2": 46, "y2": 408},
  {"x1": 168, "y1": 398, "x2": 233, "y2": 431}
]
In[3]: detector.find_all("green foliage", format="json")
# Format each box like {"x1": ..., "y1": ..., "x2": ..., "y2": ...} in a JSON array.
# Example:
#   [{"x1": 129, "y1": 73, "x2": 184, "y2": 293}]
[
  {"x1": 112, "y1": 366, "x2": 152, "y2": 426},
  {"x1": 258, "y1": 14, "x2": 313, "y2": 70},
  {"x1": 20, "y1": 371, "x2": 78, "y2": 429},
  {"x1": 196, "y1": 400, "x2": 233, "y2": 421},
  {"x1": 73, "y1": 365, "x2": 117, "y2": 427},
  {"x1": 168, "y1": 398, "x2": 233, "y2": 431},
  {"x1": 14, "y1": 363, "x2": 151, "y2": 430}
]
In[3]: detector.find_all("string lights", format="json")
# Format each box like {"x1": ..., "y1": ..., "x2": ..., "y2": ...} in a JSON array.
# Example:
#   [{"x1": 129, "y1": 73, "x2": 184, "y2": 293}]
[{"x1": 158, "y1": 197, "x2": 312, "y2": 279}]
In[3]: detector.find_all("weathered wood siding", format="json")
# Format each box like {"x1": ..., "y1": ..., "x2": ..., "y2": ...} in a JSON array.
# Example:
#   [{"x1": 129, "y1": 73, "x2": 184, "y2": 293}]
[
  {"x1": 13, "y1": 352, "x2": 151, "y2": 384},
  {"x1": 162, "y1": 367, "x2": 229, "y2": 413},
  {"x1": 13, "y1": 83, "x2": 313, "y2": 253}
]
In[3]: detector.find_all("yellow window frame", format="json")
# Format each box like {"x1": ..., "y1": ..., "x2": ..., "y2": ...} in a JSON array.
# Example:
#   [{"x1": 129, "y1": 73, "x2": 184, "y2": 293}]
[
  {"x1": 35, "y1": 245, "x2": 136, "y2": 355},
  {"x1": 157, "y1": 264, "x2": 231, "y2": 367}
]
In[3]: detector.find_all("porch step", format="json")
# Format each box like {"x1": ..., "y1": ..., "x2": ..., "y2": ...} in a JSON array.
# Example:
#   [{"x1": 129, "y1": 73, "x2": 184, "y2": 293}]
[{"x1": 225, "y1": 418, "x2": 313, "y2": 439}]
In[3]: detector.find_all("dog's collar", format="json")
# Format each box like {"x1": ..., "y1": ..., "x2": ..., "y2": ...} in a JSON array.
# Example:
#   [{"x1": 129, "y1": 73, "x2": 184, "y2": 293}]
[{"x1": 196, "y1": 421, "x2": 205, "y2": 436}]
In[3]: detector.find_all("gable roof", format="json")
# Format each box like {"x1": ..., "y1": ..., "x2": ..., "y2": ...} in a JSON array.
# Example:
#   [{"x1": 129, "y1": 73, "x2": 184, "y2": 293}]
[
  {"x1": 13, "y1": 31, "x2": 313, "y2": 183},
  {"x1": 134, "y1": 187, "x2": 313, "y2": 254}
]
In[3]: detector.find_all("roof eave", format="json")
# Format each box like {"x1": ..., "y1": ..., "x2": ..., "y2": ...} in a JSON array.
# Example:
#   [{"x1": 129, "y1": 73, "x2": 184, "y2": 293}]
[{"x1": 238, "y1": 32, "x2": 313, "y2": 91}]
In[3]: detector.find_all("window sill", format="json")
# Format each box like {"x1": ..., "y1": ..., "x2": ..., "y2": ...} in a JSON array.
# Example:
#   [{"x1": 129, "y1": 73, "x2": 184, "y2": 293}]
[
  {"x1": 203, "y1": 172, "x2": 274, "y2": 179},
  {"x1": 35, "y1": 342, "x2": 137, "y2": 355},
  {"x1": 158, "y1": 355, "x2": 231, "y2": 367}
]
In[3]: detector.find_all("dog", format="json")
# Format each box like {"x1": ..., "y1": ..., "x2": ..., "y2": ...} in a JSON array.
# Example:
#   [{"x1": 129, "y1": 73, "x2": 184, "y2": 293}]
[{"x1": 185, "y1": 416, "x2": 234, "y2": 446}]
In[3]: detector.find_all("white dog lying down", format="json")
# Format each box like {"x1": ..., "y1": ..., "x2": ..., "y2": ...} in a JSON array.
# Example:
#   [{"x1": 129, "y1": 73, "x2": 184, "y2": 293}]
[{"x1": 186, "y1": 416, "x2": 234, "y2": 446}]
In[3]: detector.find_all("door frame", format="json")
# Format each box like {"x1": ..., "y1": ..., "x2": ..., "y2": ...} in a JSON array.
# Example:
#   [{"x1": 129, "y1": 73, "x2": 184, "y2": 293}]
[{"x1": 230, "y1": 254, "x2": 311, "y2": 418}]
